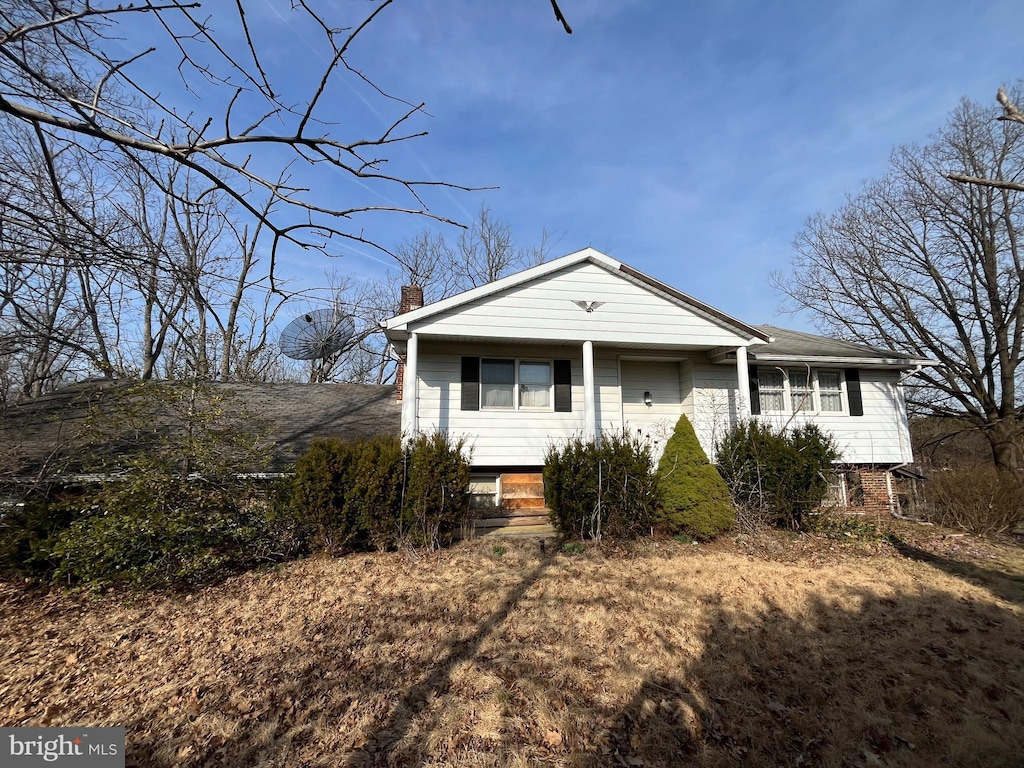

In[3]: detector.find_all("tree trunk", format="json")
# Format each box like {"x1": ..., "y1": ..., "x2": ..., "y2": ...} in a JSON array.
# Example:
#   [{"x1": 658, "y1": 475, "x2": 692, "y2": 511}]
[{"x1": 987, "y1": 420, "x2": 1023, "y2": 475}]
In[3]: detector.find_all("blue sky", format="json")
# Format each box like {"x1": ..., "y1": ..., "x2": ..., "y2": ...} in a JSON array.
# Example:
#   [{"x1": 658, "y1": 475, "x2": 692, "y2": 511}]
[{"x1": 152, "y1": 1, "x2": 1024, "y2": 330}]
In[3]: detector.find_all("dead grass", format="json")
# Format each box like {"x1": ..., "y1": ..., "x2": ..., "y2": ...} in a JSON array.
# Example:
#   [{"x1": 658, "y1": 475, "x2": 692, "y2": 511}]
[{"x1": 1, "y1": 524, "x2": 1023, "y2": 767}]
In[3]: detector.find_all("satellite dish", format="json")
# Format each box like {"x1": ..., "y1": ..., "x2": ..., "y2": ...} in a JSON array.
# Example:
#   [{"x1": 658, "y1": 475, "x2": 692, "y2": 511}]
[{"x1": 279, "y1": 308, "x2": 356, "y2": 360}]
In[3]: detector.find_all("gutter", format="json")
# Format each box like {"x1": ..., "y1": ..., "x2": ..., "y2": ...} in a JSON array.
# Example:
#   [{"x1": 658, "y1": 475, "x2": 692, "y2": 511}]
[{"x1": 897, "y1": 364, "x2": 926, "y2": 384}]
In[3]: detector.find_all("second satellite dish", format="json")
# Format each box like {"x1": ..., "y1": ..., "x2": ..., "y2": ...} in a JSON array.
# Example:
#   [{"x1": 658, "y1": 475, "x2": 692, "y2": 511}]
[{"x1": 279, "y1": 308, "x2": 356, "y2": 361}]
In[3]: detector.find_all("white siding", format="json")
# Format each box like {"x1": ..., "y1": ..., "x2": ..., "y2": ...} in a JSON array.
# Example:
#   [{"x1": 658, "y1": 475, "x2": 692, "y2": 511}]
[
  {"x1": 409, "y1": 344, "x2": 914, "y2": 468},
  {"x1": 692, "y1": 365, "x2": 741, "y2": 460},
  {"x1": 412, "y1": 261, "x2": 750, "y2": 347},
  {"x1": 414, "y1": 343, "x2": 622, "y2": 467},
  {"x1": 692, "y1": 365, "x2": 914, "y2": 464}
]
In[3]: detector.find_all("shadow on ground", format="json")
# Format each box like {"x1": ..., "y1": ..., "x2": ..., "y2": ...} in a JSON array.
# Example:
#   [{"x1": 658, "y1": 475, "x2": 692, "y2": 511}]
[
  {"x1": 887, "y1": 533, "x2": 1024, "y2": 607},
  {"x1": 94, "y1": 550, "x2": 1024, "y2": 767}
]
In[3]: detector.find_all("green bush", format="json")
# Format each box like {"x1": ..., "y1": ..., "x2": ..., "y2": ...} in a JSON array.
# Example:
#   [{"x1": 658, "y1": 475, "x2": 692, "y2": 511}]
[
  {"x1": 43, "y1": 466, "x2": 287, "y2": 587},
  {"x1": 349, "y1": 435, "x2": 405, "y2": 551},
  {"x1": 717, "y1": 420, "x2": 840, "y2": 531},
  {"x1": 0, "y1": 490, "x2": 80, "y2": 579},
  {"x1": 290, "y1": 432, "x2": 469, "y2": 551},
  {"x1": 291, "y1": 438, "x2": 361, "y2": 552},
  {"x1": 544, "y1": 431, "x2": 659, "y2": 539},
  {"x1": 655, "y1": 415, "x2": 735, "y2": 540},
  {"x1": 402, "y1": 431, "x2": 471, "y2": 548}
]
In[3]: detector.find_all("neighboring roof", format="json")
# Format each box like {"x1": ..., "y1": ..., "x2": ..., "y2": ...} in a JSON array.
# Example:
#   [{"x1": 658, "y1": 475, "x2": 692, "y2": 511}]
[
  {"x1": 0, "y1": 380, "x2": 401, "y2": 481},
  {"x1": 382, "y1": 247, "x2": 772, "y2": 344},
  {"x1": 747, "y1": 325, "x2": 937, "y2": 368}
]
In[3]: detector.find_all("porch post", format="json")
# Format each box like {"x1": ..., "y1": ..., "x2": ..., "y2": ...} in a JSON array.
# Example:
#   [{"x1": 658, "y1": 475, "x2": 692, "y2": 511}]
[
  {"x1": 402, "y1": 332, "x2": 419, "y2": 438},
  {"x1": 582, "y1": 340, "x2": 597, "y2": 442},
  {"x1": 735, "y1": 345, "x2": 750, "y2": 420}
]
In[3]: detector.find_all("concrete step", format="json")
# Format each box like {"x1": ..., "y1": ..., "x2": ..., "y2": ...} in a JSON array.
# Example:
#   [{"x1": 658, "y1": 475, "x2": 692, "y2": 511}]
[
  {"x1": 474, "y1": 504, "x2": 547, "y2": 519},
  {"x1": 473, "y1": 514, "x2": 550, "y2": 529},
  {"x1": 501, "y1": 497, "x2": 547, "y2": 510},
  {"x1": 472, "y1": 523, "x2": 556, "y2": 537}
]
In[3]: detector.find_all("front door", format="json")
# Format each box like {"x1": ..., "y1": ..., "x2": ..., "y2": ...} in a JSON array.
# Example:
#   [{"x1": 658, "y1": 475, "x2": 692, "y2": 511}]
[{"x1": 620, "y1": 360, "x2": 682, "y2": 460}]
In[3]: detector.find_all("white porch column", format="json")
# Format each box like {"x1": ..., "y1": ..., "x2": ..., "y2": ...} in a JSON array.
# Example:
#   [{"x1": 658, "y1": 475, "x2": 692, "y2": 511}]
[
  {"x1": 735, "y1": 345, "x2": 750, "y2": 420},
  {"x1": 401, "y1": 332, "x2": 419, "y2": 437},
  {"x1": 582, "y1": 340, "x2": 597, "y2": 442}
]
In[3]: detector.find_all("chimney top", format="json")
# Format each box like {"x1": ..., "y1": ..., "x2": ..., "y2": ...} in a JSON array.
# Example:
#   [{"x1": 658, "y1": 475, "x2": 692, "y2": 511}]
[{"x1": 400, "y1": 285, "x2": 424, "y2": 314}]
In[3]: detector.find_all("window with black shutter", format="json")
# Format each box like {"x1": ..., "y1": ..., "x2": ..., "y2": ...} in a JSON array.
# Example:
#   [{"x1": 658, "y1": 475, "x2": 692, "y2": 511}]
[
  {"x1": 553, "y1": 359, "x2": 572, "y2": 412},
  {"x1": 460, "y1": 357, "x2": 480, "y2": 411}
]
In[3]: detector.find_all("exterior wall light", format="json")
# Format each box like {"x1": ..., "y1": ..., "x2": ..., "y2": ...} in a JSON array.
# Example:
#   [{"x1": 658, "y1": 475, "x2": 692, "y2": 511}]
[{"x1": 643, "y1": 391, "x2": 652, "y2": 406}]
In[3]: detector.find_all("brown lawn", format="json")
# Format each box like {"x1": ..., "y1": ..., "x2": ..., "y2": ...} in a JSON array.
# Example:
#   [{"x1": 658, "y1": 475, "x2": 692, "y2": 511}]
[{"x1": 1, "y1": 523, "x2": 1023, "y2": 767}]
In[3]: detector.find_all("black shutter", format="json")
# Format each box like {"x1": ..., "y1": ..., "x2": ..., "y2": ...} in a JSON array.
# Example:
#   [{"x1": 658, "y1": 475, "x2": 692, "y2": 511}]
[
  {"x1": 554, "y1": 359, "x2": 572, "y2": 412},
  {"x1": 748, "y1": 365, "x2": 761, "y2": 416},
  {"x1": 461, "y1": 357, "x2": 480, "y2": 411},
  {"x1": 845, "y1": 368, "x2": 863, "y2": 416}
]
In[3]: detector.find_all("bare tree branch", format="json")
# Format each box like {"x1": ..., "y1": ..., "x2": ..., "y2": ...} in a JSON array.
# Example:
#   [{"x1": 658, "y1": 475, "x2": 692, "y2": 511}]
[
  {"x1": 0, "y1": 1, "x2": 494, "y2": 285},
  {"x1": 549, "y1": 0, "x2": 573, "y2": 34}
]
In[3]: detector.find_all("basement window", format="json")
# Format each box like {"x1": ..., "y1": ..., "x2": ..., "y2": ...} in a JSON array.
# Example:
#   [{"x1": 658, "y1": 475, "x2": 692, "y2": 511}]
[{"x1": 468, "y1": 475, "x2": 499, "y2": 508}]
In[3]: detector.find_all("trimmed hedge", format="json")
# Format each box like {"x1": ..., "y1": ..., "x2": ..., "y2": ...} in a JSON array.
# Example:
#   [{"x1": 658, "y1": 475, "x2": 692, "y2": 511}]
[
  {"x1": 655, "y1": 415, "x2": 735, "y2": 540},
  {"x1": 291, "y1": 432, "x2": 470, "y2": 551},
  {"x1": 544, "y1": 431, "x2": 659, "y2": 539},
  {"x1": 2, "y1": 430, "x2": 472, "y2": 588},
  {"x1": 717, "y1": 420, "x2": 839, "y2": 531}
]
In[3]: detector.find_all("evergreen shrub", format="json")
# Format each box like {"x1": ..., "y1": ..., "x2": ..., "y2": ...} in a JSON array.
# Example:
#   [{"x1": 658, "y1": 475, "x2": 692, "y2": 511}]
[
  {"x1": 717, "y1": 420, "x2": 839, "y2": 531},
  {"x1": 347, "y1": 435, "x2": 405, "y2": 551},
  {"x1": 289, "y1": 431, "x2": 469, "y2": 551},
  {"x1": 544, "y1": 431, "x2": 659, "y2": 539},
  {"x1": 654, "y1": 415, "x2": 735, "y2": 540},
  {"x1": 291, "y1": 438, "x2": 360, "y2": 551},
  {"x1": 42, "y1": 459, "x2": 288, "y2": 587},
  {"x1": 402, "y1": 431, "x2": 471, "y2": 547}
]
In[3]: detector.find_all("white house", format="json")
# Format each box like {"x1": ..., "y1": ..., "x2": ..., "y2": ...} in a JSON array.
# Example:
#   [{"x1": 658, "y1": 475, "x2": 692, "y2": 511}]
[{"x1": 382, "y1": 248, "x2": 932, "y2": 527}]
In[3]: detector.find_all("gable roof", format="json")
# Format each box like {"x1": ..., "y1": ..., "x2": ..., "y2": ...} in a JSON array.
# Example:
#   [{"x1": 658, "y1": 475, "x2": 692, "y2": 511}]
[
  {"x1": 382, "y1": 248, "x2": 772, "y2": 344},
  {"x1": 1, "y1": 380, "x2": 401, "y2": 481},
  {"x1": 748, "y1": 325, "x2": 936, "y2": 367}
]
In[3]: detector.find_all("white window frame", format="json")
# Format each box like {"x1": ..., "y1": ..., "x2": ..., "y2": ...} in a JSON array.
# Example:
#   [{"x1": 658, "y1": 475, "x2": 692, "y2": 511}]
[
  {"x1": 468, "y1": 474, "x2": 501, "y2": 508},
  {"x1": 478, "y1": 358, "x2": 555, "y2": 412},
  {"x1": 758, "y1": 368, "x2": 847, "y2": 416}
]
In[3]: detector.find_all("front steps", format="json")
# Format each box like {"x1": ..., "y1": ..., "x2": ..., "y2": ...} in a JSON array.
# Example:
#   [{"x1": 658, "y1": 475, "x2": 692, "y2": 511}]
[{"x1": 467, "y1": 472, "x2": 555, "y2": 537}]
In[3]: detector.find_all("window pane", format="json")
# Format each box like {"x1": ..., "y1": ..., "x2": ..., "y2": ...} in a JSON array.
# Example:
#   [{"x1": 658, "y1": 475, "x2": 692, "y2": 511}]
[
  {"x1": 481, "y1": 359, "x2": 515, "y2": 408},
  {"x1": 758, "y1": 369, "x2": 785, "y2": 412},
  {"x1": 790, "y1": 370, "x2": 812, "y2": 412},
  {"x1": 482, "y1": 359, "x2": 514, "y2": 384},
  {"x1": 469, "y1": 476, "x2": 498, "y2": 508},
  {"x1": 519, "y1": 361, "x2": 551, "y2": 385},
  {"x1": 818, "y1": 371, "x2": 841, "y2": 391},
  {"x1": 482, "y1": 383, "x2": 514, "y2": 408},
  {"x1": 818, "y1": 371, "x2": 842, "y2": 412},
  {"x1": 820, "y1": 392, "x2": 843, "y2": 412},
  {"x1": 520, "y1": 384, "x2": 550, "y2": 408}
]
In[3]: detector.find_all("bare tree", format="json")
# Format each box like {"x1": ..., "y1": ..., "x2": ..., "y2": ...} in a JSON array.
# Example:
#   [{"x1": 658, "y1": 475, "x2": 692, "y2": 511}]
[
  {"x1": 948, "y1": 87, "x2": 1024, "y2": 192},
  {"x1": 0, "y1": 2, "x2": 571, "y2": 284},
  {"x1": 775, "y1": 90, "x2": 1024, "y2": 474},
  {"x1": 393, "y1": 204, "x2": 553, "y2": 303},
  {"x1": 0, "y1": 124, "x2": 296, "y2": 396}
]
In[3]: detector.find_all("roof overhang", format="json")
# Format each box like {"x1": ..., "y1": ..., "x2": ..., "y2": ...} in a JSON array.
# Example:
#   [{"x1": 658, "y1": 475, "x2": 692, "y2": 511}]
[
  {"x1": 381, "y1": 247, "x2": 773, "y2": 345},
  {"x1": 709, "y1": 349, "x2": 938, "y2": 369}
]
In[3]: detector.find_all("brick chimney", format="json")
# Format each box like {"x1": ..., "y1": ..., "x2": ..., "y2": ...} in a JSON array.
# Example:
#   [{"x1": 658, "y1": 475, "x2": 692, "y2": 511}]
[
  {"x1": 395, "y1": 285, "x2": 424, "y2": 401},
  {"x1": 400, "y1": 284, "x2": 424, "y2": 314}
]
